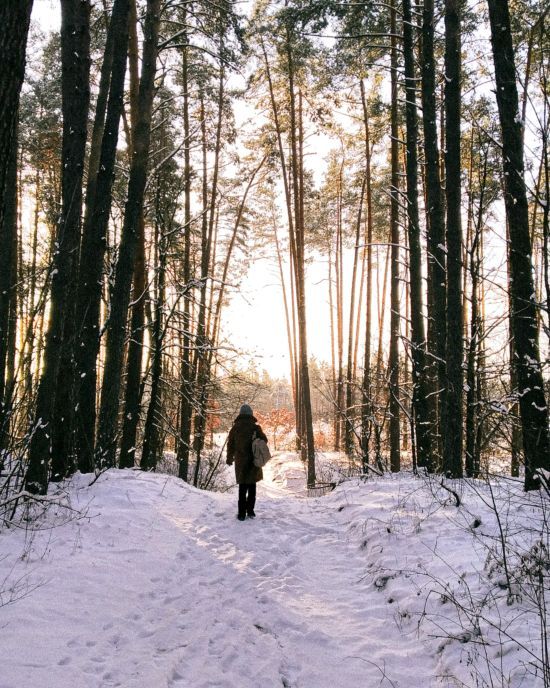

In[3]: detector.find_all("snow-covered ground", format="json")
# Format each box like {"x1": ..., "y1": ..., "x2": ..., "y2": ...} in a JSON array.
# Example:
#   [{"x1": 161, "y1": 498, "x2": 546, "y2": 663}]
[{"x1": 0, "y1": 454, "x2": 548, "y2": 687}]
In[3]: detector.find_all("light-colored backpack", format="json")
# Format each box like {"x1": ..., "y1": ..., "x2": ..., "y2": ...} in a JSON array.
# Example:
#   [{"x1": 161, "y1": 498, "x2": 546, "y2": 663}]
[{"x1": 252, "y1": 431, "x2": 271, "y2": 468}]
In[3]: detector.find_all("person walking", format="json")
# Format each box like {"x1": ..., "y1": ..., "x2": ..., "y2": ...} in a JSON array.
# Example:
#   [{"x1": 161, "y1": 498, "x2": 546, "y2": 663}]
[{"x1": 226, "y1": 404, "x2": 268, "y2": 521}]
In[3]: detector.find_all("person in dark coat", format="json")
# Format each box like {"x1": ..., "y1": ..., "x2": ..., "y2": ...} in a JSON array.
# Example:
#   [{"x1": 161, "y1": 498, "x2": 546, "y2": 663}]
[{"x1": 226, "y1": 404, "x2": 268, "y2": 521}]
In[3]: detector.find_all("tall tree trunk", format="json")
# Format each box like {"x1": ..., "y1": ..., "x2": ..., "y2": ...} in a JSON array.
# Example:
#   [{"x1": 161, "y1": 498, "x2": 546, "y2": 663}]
[
  {"x1": 465, "y1": 143, "x2": 488, "y2": 478},
  {"x1": 95, "y1": 0, "x2": 161, "y2": 468},
  {"x1": 329, "y1": 241, "x2": 338, "y2": 448},
  {"x1": 0, "y1": 136, "x2": 19, "y2": 450},
  {"x1": 421, "y1": 0, "x2": 446, "y2": 468},
  {"x1": 50, "y1": 0, "x2": 93, "y2": 480},
  {"x1": 274, "y1": 218, "x2": 297, "y2": 412},
  {"x1": 177, "y1": 22, "x2": 193, "y2": 482},
  {"x1": 24, "y1": 168, "x2": 41, "y2": 404},
  {"x1": 5, "y1": 213, "x2": 18, "y2": 424},
  {"x1": 289, "y1": 77, "x2": 316, "y2": 484},
  {"x1": 388, "y1": 0, "x2": 401, "y2": 473},
  {"x1": 26, "y1": 0, "x2": 91, "y2": 492},
  {"x1": 443, "y1": 0, "x2": 464, "y2": 479},
  {"x1": 120, "y1": 0, "x2": 146, "y2": 469},
  {"x1": 487, "y1": 0, "x2": 550, "y2": 490},
  {"x1": 193, "y1": 61, "x2": 225, "y2": 485},
  {"x1": 191, "y1": 89, "x2": 212, "y2": 486},
  {"x1": 353, "y1": 244, "x2": 367, "y2": 383},
  {"x1": 402, "y1": 0, "x2": 432, "y2": 470},
  {"x1": 335, "y1": 180, "x2": 344, "y2": 451},
  {"x1": 0, "y1": 132, "x2": 18, "y2": 450},
  {"x1": 73, "y1": 0, "x2": 130, "y2": 473},
  {"x1": 141, "y1": 205, "x2": 165, "y2": 471},
  {"x1": 0, "y1": 0, "x2": 34, "y2": 442},
  {"x1": 344, "y1": 170, "x2": 365, "y2": 456},
  {"x1": 296, "y1": 86, "x2": 316, "y2": 485},
  {"x1": 509, "y1": 326, "x2": 521, "y2": 478},
  {"x1": 541, "y1": 69, "x2": 550, "y2": 345},
  {"x1": 263, "y1": 34, "x2": 314, "y2": 481},
  {"x1": 360, "y1": 80, "x2": 374, "y2": 471},
  {"x1": 375, "y1": 238, "x2": 390, "y2": 384},
  {"x1": 119, "y1": 214, "x2": 146, "y2": 468},
  {"x1": 474, "y1": 227, "x2": 486, "y2": 476}
]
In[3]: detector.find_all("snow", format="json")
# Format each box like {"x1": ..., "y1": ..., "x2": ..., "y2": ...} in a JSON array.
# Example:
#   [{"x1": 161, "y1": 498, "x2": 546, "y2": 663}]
[{"x1": 0, "y1": 455, "x2": 548, "y2": 687}]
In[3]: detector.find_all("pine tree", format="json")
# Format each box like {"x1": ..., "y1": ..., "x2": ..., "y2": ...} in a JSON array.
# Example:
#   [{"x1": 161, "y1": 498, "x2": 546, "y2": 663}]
[
  {"x1": 421, "y1": 0, "x2": 446, "y2": 467},
  {"x1": 0, "y1": 1, "x2": 34, "y2": 437},
  {"x1": 26, "y1": 0, "x2": 91, "y2": 492},
  {"x1": 95, "y1": 0, "x2": 162, "y2": 468},
  {"x1": 442, "y1": 0, "x2": 464, "y2": 479},
  {"x1": 487, "y1": 0, "x2": 550, "y2": 490},
  {"x1": 73, "y1": 0, "x2": 131, "y2": 472},
  {"x1": 402, "y1": 0, "x2": 432, "y2": 471}
]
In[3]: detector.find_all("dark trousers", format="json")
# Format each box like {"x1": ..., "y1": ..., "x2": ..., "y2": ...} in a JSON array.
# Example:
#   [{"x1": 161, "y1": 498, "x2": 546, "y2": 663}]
[{"x1": 238, "y1": 483, "x2": 256, "y2": 517}]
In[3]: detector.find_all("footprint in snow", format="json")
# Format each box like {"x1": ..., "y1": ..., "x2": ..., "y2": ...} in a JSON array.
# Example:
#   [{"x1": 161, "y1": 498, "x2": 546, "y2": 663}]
[
  {"x1": 169, "y1": 668, "x2": 186, "y2": 685},
  {"x1": 108, "y1": 633, "x2": 126, "y2": 648},
  {"x1": 258, "y1": 563, "x2": 279, "y2": 576},
  {"x1": 162, "y1": 594, "x2": 183, "y2": 605},
  {"x1": 138, "y1": 627, "x2": 157, "y2": 639}
]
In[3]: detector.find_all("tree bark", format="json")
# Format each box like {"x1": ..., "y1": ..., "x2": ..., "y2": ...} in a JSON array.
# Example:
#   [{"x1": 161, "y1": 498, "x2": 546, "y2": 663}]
[
  {"x1": 335, "y1": 178, "x2": 344, "y2": 451},
  {"x1": 465, "y1": 142, "x2": 488, "y2": 478},
  {"x1": 95, "y1": 0, "x2": 162, "y2": 468},
  {"x1": 263, "y1": 34, "x2": 315, "y2": 482},
  {"x1": 118, "y1": 214, "x2": 146, "y2": 468},
  {"x1": 421, "y1": 0, "x2": 446, "y2": 468},
  {"x1": 52, "y1": 0, "x2": 93, "y2": 478},
  {"x1": 402, "y1": 0, "x2": 432, "y2": 471},
  {"x1": 120, "y1": 0, "x2": 146, "y2": 469},
  {"x1": 443, "y1": 0, "x2": 464, "y2": 478},
  {"x1": 487, "y1": 0, "x2": 550, "y2": 490},
  {"x1": 359, "y1": 80, "x2": 374, "y2": 471},
  {"x1": 0, "y1": 128, "x2": 18, "y2": 450},
  {"x1": 26, "y1": 0, "x2": 91, "y2": 492},
  {"x1": 0, "y1": 0, "x2": 34, "y2": 441},
  {"x1": 177, "y1": 23, "x2": 193, "y2": 481},
  {"x1": 73, "y1": 0, "x2": 130, "y2": 473},
  {"x1": 388, "y1": 0, "x2": 401, "y2": 473},
  {"x1": 192, "y1": 59, "x2": 225, "y2": 485},
  {"x1": 141, "y1": 202, "x2": 166, "y2": 471},
  {"x1": 288, "y1": 71, "x2": 316, "y2": 484}
]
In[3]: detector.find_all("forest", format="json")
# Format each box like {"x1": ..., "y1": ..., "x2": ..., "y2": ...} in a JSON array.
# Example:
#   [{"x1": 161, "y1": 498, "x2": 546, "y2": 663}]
[
  {"x1": 1, "y1": 2, "x2": 550, "y2": 686},
  {"x1": 0, "y1": 0, "x2": 549, "y2": 501}
]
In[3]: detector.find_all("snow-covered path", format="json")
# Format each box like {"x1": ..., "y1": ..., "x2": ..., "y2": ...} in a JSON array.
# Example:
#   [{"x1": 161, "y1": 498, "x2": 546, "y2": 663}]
[
  {"x1": 165, "y1": 482, "x2": 435, "y2": 688},
  {"x1": 1, "y1": 456, "x2": 437, "y2": 688}
]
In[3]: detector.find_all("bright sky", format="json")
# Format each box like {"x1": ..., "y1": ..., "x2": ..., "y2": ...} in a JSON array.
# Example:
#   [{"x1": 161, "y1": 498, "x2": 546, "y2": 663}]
[{"x1": 221, "y1": 253, "x2": 338, "y2": 380}]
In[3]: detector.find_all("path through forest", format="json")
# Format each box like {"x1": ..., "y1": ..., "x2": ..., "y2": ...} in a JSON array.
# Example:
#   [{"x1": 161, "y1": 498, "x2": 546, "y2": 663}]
[{"x1": 1, "y1": 455, "x2": 439, "y2": 688}]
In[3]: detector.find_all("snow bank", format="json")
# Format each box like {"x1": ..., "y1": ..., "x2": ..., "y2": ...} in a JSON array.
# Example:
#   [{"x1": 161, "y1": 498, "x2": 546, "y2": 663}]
[{"x1": 0, "y1": 459, "x2": 547, "y2": 687}]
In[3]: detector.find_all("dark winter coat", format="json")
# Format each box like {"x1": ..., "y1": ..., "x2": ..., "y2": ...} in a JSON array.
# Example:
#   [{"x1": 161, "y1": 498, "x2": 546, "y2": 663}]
[{"x1": 226, "y1": 414, "x2": 268, "y2": 484}]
